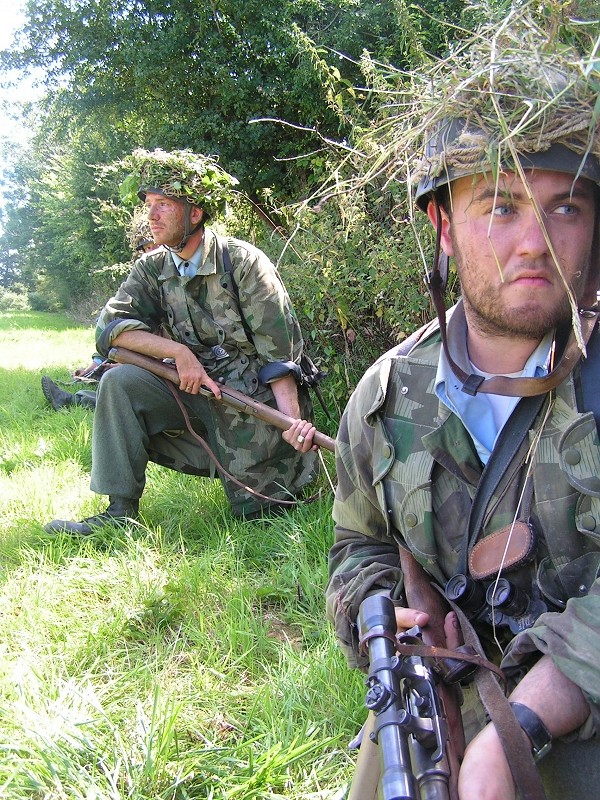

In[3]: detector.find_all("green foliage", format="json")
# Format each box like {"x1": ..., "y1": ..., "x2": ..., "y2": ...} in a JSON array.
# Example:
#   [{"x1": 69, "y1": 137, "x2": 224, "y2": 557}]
[
  {"x1": 0, "y1": 311, "x2": 362, "y2": 800},
  {"x1": 0, "y1": 287, "x2": 30, "y2": 311},
  {"x1": 116, "y1": 148, "x2": 239, "y2": 217},
  {"x1": 3, "y1": 0, "x2": 576, "y2": 404},
  {"x1": 0, "y1": 0, "x2": 469, "y2": 310}
]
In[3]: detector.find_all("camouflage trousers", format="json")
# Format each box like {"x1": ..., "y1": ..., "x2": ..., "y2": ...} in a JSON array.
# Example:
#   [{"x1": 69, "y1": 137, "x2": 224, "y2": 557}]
[{"x1": 90, "y1": 364, "x2": 318, "y2": 517}]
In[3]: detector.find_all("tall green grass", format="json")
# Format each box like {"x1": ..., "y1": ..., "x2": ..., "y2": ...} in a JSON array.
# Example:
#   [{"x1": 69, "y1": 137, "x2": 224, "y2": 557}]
[{"x1": 0, "y1": 311, "x2": 364, "y2": 799}]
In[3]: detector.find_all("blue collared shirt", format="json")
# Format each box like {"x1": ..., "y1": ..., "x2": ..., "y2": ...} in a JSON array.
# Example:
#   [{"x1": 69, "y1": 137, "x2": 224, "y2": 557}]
[
  {"x1": 172, "y1": 245, "x2": 204, "y2": 279},
  {"x1": 435, "y1": 304, "x2": 552, "y2": 464}
]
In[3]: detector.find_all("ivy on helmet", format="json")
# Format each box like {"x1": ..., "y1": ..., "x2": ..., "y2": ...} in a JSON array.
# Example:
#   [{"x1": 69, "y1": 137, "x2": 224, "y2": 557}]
[{"x1": 118, "y1": 148, "x2": 239, "y2": 219}]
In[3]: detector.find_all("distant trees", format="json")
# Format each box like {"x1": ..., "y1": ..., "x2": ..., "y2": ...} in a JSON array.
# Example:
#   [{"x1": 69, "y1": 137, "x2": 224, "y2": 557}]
[{"x1": 0, "y1": 0, "x2": 466, "y2": 308}]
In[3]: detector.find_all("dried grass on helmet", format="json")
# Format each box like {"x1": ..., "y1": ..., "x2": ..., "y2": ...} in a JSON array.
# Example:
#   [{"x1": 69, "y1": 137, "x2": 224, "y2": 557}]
[{"x1": 322, "y1": 3, "x2": 600, "y2": 350}]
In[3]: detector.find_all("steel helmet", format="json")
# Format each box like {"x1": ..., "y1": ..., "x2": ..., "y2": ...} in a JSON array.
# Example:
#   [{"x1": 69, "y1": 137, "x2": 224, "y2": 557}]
[
  {"x1": 395, "y1": 18, "x2": 600, "y2": 398},
  {"x1": 415, "y1": 119, "x2": 600, "y2": 212}
]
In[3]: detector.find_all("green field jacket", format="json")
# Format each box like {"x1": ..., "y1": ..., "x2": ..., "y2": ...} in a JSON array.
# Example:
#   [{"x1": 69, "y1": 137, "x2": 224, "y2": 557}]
[
  {"x1": 95, "y1": 227, "x2": 305, "y2": 395},
  {"x1": 327, "y1": 324, "x2": 600, "y2": 732}
]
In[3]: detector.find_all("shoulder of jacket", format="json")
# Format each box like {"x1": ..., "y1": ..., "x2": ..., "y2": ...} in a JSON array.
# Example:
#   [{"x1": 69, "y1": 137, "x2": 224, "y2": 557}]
[
  {"x1": 212, "y1": 231, "x2": 270, "y2": 266},
  {"x1": 136, "y1": 246, "x2": 170, "y2": 271},
  {"x1": 345, "y1": 316, "x2": 446, "y2": 418}
]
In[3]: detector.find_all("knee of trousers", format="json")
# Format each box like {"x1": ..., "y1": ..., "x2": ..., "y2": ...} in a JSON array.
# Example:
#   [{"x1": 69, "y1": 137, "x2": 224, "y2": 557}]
[{"x1": 97, "y1": 363, "x2": 162, "y2": 398}]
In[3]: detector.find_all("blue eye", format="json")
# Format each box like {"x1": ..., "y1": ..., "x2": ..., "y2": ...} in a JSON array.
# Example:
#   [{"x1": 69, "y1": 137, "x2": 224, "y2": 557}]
[{"x1": 492, "y1": 205, "x2": 513, "y2": 216}]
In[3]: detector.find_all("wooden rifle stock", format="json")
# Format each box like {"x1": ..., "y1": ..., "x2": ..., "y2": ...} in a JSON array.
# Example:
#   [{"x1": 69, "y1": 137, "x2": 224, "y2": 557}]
[{"x1": 108, "y1": 346, "x2": 336, "y2": 453}]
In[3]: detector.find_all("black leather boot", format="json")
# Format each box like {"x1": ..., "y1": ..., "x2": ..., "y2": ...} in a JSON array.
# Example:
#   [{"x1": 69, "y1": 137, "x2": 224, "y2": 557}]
[
  {"x1": 41, "y1": 376, "x2": 75, "y2": 410},
  {"x1": 44, "y1": 497, "x2": 140, "y2": 535}
]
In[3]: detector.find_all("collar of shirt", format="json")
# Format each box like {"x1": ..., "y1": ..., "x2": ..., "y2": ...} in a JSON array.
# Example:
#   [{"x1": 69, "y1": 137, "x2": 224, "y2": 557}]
[
  {"x1": 434, "y1": 301, "x2": 553, "y2": 464},
  {"x1": 172, "y1": 245, "x2": 204, "y2": 279}
]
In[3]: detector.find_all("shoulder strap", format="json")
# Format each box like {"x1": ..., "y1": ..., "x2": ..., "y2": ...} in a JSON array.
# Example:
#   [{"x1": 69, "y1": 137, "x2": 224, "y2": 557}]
[
  {"x1": 220, "y1": 238, "x2": 255, "y2": 344},
  {"x1": 458, "y1": 393, "x2": 547, "y2": 574},
  {"x1": 395, "y1": 325, "x2": 547, "y2": 572},
  {"x1": 221, "y1": 237, "x2": 234, "y2": 277},
  {"x1": 222, "y1": 237, "x2": 332, "y2": 415},
  {"x1": 577, "y1": 321, "x2": 600, "y2": 430}
]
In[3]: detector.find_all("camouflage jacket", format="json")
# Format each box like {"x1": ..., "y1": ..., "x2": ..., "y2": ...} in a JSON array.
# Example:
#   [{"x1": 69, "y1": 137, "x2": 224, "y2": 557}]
[
  {"x1": 327, "y1": 319, "x2": 600, "y2": 731},
  {"x1": 95, "y1": 227, "x2": 303, "y2": 396}
]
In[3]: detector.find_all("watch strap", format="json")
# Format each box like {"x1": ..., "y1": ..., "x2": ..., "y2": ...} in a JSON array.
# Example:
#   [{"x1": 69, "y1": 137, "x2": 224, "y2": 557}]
[{"x1": 509, "y1": 702, "x2": 553, "y2": 761}]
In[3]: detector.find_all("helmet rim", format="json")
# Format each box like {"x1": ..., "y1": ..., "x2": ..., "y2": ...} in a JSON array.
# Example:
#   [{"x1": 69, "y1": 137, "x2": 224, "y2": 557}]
[{"x1": 415, "y1": 119, "x2": 600, "y2": 211}]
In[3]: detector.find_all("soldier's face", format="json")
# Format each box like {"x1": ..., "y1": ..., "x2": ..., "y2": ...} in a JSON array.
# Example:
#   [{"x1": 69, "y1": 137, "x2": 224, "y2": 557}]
[
  {"x1": 145, "y1": 193, "x2": 186, "y2": 246},
  {"x1": 429, "y1": 170, "x2": 596, "y2": 340}
]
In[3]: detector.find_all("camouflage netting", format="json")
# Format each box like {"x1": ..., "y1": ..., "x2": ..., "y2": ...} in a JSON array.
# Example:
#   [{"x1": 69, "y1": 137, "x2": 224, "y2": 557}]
[{"x1": 127, "y1": 205, "x2": 153, "y2": 251}]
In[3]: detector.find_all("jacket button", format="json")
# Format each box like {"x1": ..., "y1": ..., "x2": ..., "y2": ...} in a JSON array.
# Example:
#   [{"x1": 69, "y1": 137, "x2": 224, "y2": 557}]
[
  {"x1": 405, "y1": 513, "x2": 418, "y2": 528},
  {"x1": 564, "y1": 448, "x2": 581, "y2": 465},
  {"x1": 581, "y1": 514, "x2": 596, "y2": 531},
  {"x1": 382, "y1": 443, "x2": 393, "y2": 460}
]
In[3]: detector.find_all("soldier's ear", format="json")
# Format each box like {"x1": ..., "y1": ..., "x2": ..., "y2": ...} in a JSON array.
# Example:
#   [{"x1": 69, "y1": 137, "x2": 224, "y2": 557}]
[
  {"x1": 190, "y1": 205, "x2": 205, "y2": 225},
  {"x1": 426, "y1": 200, "x2": 454, "y2": 257}
]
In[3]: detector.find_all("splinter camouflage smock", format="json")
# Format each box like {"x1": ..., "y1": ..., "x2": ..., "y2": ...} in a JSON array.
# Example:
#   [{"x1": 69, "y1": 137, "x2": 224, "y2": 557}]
[
  {"x1": 93, "y1": 227, "x2": 317, "y2": 515},
  {"x1": 326, "y1": 319, "x2": 600, "y2": 745}
]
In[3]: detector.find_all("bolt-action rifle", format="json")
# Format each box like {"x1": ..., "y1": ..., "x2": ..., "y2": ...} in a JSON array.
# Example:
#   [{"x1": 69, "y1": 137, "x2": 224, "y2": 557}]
[
  {"x1": 108, "y1": 346, "x2": 336, "y2": 452},
  {"x1": 353, "y1": 592, "x2": 468, "y2": 800},
  {"x1": 348, "y1": 537, "x2": 487, "y2": 800}
]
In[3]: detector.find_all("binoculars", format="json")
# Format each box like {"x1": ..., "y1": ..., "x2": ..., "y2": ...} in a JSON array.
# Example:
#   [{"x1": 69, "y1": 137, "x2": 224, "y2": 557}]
[{"x1": 445, "y1": 574, "x2": 546, "y2": 634}]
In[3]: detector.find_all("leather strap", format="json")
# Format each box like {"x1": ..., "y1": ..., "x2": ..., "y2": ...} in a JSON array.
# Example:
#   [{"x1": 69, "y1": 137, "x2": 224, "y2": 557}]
[
  {"x1": 446, "y1": 592, "x2": 548, "y2": 800},
  {"x1": 457, "y1": 392, "x2": 547, "y2": 575},
  {"x1": 165, "y1": 381, "x2": 299, "y2": 507},
  {"x1": 510, "y1": 702, "x2": 553, "y2": 761}
]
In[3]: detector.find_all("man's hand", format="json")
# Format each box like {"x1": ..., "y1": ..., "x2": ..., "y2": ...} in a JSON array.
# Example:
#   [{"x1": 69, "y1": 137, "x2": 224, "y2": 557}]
[
  {"x1": 394, "y1": 606, "x2": 462, "y2": 647},
  {"x1": 111, "y1": 329, "x2": 222, "y2": 398},
  {"x1": 282, "y1": 418, "x2": 317, "y2": 452},
  {"x1": 174, "y1": 346, "x2": 221, "y2": 399},
  {"x1": 74, "y1": 361, "x2": 101, "y2": 377},
  {"x1": 269, "y1": 374, "x2": 318, "y2": 452}
]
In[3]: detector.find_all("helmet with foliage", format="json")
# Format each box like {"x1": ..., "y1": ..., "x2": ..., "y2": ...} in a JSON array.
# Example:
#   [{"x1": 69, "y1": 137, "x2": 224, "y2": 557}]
[
  {"x1": 414, "y1": 62, "x2": 600, "y2": 211},
  {"x1": 351, "y1": 7, "x2": 600, "y2": 398},
  {"x1": 120, "y1": 148, "x2": 239, "y2": 219}
]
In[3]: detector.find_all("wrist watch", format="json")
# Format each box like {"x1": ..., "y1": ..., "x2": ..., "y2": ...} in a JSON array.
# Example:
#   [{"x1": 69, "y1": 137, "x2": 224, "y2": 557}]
[{"x1": 509, "y1": 702, "x2": 553, "y2": 761}]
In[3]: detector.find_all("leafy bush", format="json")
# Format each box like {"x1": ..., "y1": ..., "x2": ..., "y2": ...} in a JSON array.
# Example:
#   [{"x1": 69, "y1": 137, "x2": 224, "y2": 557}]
[{"x1": 0, "y1": 288, "x2": 30, "y2": 311}]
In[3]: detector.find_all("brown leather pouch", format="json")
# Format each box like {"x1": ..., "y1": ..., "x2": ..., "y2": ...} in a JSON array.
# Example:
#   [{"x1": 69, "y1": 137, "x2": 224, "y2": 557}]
[{"x1": 469, "y1": 522, "x2": 536, "y2": 580}]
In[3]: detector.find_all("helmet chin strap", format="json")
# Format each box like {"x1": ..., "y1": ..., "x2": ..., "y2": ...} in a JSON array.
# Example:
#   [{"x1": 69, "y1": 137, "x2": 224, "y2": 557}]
[
  {"x1": 426, "y1": 198, "x2": 599, "y2": 398},
  {"x1": 167, "y1": 203, "x2": 204, "y2": 253}
]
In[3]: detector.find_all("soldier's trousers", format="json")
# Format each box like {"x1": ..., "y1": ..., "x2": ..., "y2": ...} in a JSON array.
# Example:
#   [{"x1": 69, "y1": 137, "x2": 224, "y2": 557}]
[{"x1": 89, "y1": 363, "x2": 317, "y2": 516}]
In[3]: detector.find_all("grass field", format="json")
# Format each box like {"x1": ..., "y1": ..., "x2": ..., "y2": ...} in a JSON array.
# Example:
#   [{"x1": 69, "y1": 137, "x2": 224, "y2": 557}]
[{"x1": 0, "y1": 311, "x2": 365, "y2": 799}]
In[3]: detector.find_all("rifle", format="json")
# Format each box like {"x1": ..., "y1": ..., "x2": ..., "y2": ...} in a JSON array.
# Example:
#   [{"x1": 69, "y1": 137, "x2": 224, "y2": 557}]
[
  {"x1": 353, "y1": 591, "x2": 466, "y2": 800},
  {"x1": 108, "y1": 346, "x2": 336, "y2": 453}
]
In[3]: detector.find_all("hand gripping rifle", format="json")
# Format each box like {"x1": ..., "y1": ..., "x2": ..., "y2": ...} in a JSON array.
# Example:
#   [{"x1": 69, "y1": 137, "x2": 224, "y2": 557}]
[
  {"x1": 351, "y1": 542, "x2": 483, "y2": 800},
  {"x1": 108, "y1": 346, "x2": 336, "y2": 452}
]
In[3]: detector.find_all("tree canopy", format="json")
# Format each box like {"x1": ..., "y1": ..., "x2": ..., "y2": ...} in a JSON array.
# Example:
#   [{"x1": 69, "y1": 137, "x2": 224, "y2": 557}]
[
  {"x1": 1, "y1": 0, "x2": 595, "y2": 354},
  {"x1": 0, "y1": 0, "x2": 469, "y2": 305}
]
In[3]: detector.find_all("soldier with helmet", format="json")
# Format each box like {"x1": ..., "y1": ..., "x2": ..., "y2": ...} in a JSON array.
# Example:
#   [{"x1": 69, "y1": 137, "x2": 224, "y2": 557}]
[
  {"x1": 45, "y1": 148, "x2": 318, "y2": 531},
  {"x1": 327, "y1": 13, "x2": 600, "y2": 800}
]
